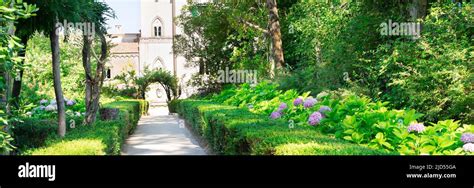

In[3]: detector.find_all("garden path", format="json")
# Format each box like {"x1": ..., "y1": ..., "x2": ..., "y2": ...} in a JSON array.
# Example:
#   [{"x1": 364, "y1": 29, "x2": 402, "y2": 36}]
[{"x1": 122, "y1": 103, "x2": 207, "y2": 155}]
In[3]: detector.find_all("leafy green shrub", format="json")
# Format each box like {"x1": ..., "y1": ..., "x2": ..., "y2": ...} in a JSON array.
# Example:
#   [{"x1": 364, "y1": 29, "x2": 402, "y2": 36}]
[
  {"x1": 167, "y1": 99, "x2": 181, "y2": 113},
  {"x1": 0, "y1": 131, "x2": 15, "y2": 154},
  {"x1": 273, "y1": 92, "x2": 473, "y2": 155},
  {"x1": 23, "y1": 100, "x2": 148, "y2": 155},
  {"x1": 12, "y1": 119, "x2": 55, "y2": 150},
  {"x1": 23, "y1": 33, "x2": 86, "y2": 102},
  {"x1": 212, "y1": 81, "x2": 280, "y2": 107},
  {"x1": 25, "y1": 120, "x2": 126, "y2": 155},
  {"x1": 280, "y1": 1, "x2": 473, "y2": 124},
  {"x1": 176, "y1": 99, "x2": 389, "y2": 155},
  {"x1": 370, "y1": 2, "x2": 474, "y2": 124},
  {"x1": 1, "y1": 111, "x2": 15, "y2": 154},
  {"x1": 103, "y1": 99, "x2": 149, "y2": 134},
  {"x1": 208, "y1": 84, "x2": 473, "y2": 155},
  {"x1": 11, "y1": 116, "x2": 83, "y2": 150}
]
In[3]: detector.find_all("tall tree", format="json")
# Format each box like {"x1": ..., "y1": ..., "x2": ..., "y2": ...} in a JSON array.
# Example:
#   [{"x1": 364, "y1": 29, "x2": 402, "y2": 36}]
[
  {"x1": 18, "y1": 0, "x2": 88, "y2": 137},
  {"x1": 49, "y1": 25, "x2": 67, "y2": 136}
]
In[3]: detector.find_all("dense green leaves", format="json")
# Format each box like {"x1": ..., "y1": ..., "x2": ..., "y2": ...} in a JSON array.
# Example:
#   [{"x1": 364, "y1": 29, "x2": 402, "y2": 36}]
[
  {"x1": 206, "y1": 81, "x2": 473, "y2": 155},
  {"x1": 0, "y1": 0, "x2": 37, "y2": 154},
  {"x1": 176, "y1": 99, "x2": 390, "y2": 155},
  {"x1": 23, "y1": 100, "x2": 148, "y2": 155},
  {"x1": 278, "y1": 1, "x2": 473, "y2": 124},
  {"x1": 371, "y1": 3, "x2": 473, "y2": 123}
]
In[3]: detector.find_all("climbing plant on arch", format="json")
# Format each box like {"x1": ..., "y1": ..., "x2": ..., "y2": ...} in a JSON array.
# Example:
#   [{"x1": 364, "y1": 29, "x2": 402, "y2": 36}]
[{"x1": 136, "y1": 68, "x2": 180, "y2": 101}]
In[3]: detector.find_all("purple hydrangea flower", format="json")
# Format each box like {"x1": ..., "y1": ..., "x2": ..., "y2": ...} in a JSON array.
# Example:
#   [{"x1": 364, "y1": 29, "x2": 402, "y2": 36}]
[
  {"x1": 303, "y1": 97, "x2": 317, "y2": 108},
  {"x1": 45, "y1": 104, "x2": 57, "y2": 111},
  {"x1": 40, "y1": 99, "x2": 49, "y2": 104},
  {"x1": 66, "y1": 100, "x2": 75, "y2": 106},
  {"x1": 460, "y1": 133, "x2": 474, "y2": 144},
  {"x1": 293, "y1": 97, "x2": 303, "y2": 106},
  {"x1": 463, "y1": 143, "x2": 474, "y2": 153},
  {"x1": 38, "y1": 105, "x2": 46, "y2": 110},
  {"x1": 308, "y1": 112, "x2": 323, "y2": 126},
  {"x1": 318, "y1": 106, "x2": 332, "y2": 114},
  {"x1": 407, "y1": 122, "x2": 425, "y2": 133},
  {"x1": 277, "y1": 102, "x2": 287, "y2": 112},
  {"x1": 270, "y1": 111, "x2": 282, "y2": 119}
]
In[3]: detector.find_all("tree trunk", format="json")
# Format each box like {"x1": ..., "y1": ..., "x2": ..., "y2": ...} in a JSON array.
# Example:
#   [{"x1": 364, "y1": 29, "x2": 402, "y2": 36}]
[
  {"x1": 50, "y1": 29, "x2": 66, "y2": 137},
  {"x1": 266, "y1": 0, "x2": 285, "y2": 71},
  {"x1": 82, "y1": 35, "x2": 93, "y2": 125},
  {"x1": 83, "y1": 34, "x2": 108, "y2": 125},
  {"x1": 92, "y1": 34, "x2": 108, "y2": 121},
  {"x1": 11, "y1": 36, "x2": 29, "y2": 108},
  {"x1": 409, "y1": 0, "x2": 428, "y2": 20}
]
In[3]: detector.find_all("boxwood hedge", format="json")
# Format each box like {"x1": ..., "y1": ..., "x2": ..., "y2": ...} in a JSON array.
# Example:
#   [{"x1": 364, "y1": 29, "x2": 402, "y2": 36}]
[
  {"x1": 19, "y1": 100, "x2": 148, "y2": 155},
  {"x1": 176, "y1": 100, "x2": 392, "y2": 155}
]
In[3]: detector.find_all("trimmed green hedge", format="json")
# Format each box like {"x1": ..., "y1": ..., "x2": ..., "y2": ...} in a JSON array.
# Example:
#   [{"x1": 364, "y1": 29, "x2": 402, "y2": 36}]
[
  {"x1": 12, "y1": 116, "x2": 83, "y2": 150},
  {"x1": 167, "y1": 99, "x2": 181, "y2": 113},
  {"x1": 103, "y1": 99, "x2": 149, "y2": 134},
  {"x1": 176, "y1": 100, "x2": 391, "y2": 155},
  {"x1": 21, "y1": 100, "x2": 148, "y2": 155}
]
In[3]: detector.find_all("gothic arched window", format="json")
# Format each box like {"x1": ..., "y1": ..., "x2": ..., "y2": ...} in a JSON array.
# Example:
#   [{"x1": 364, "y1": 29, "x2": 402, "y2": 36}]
[{"x1": 152, "y1": 17, "x2": 163, "y2": 37}]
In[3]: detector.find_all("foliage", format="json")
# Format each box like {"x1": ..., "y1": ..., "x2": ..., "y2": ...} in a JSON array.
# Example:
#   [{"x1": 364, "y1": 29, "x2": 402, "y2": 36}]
[
  {"x1": 207, "y1": 82, "x2": 473, "y2": 155},
  {"x1": 24, "y1": 121, "x2": 125, "y2": 155},
  {"x1": 23, "y1": 99, "x2": 148, "y2": 155},
  {"x1": 1, "y1": 110, "x2": 15, "y2": 153},
  {"x1": 102, "y1": 99, "x2": 149, "y2": 134},
  {"x1": 212, "y1": 81, "x2": 279, "y2": 107},
  {"x1": 136, "y1": 68, "x2": 180, "y2": 101},
  {"x1": 369, "y1": 2, "x2": 474, "y2": 123},
  {"x1": 0, "y1": 129, "x2": 15, "y2": 154},
  {"x1": 0, "y1": 0, "x2": 37, "y2": 154},
  {"x1": 279, "y1": 0, "x2": 398, "y2": 94},
  {"x1": 167, "y1": 99, "x2": 181, "y2": 113},
  {"x1": 11, "y1": 116, "x2": 83, "y2": 150},
  {"x1": 279, "y1": 1, "x2": 473, "y2": 124},
  {"x1": 22, "y1": 33, "x2": 86, "y2": 103},
  {"x1": 103, "y1": 68, "x2": 140, "y2": 99},
  {"x1": 0, "y1": 0, "x2": 37, "y2": 85},
  {"x1": 175, "y1": 99, "x2": 390, "y2": 155},
  {"x1": 174, "y1": 1, "x2": 274, "y2": 91},
  {"x1": 107, "y1": 68, "x2": 180, "y2": 101}
]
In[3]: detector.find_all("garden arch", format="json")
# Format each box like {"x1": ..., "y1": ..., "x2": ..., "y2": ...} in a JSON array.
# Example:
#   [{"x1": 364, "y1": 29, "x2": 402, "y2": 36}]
[{"x1": 137, "y1": 69, "x2": 179, "y2": 102}]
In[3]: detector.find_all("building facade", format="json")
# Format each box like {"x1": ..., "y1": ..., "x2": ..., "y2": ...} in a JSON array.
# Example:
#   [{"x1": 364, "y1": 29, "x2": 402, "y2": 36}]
[{"x1": 107, "y1": 0, "x2": 198, "y2": 102}]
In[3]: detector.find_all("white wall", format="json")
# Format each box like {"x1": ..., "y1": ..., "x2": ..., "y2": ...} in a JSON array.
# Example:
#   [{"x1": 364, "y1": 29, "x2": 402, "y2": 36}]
[{"x1": 139, "y1": 0, "x2": 200, "y2": 102}]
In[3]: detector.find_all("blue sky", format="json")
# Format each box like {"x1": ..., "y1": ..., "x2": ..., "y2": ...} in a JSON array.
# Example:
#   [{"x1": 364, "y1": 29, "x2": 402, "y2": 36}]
[{"x1": 103, "y1": 0, "x2": 140, "y2": 33}]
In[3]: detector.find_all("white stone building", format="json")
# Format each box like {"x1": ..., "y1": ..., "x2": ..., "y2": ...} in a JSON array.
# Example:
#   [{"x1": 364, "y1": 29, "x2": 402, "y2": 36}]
[{"x1": 106, "y1": 0, "x2": 200, "y2": 102}]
